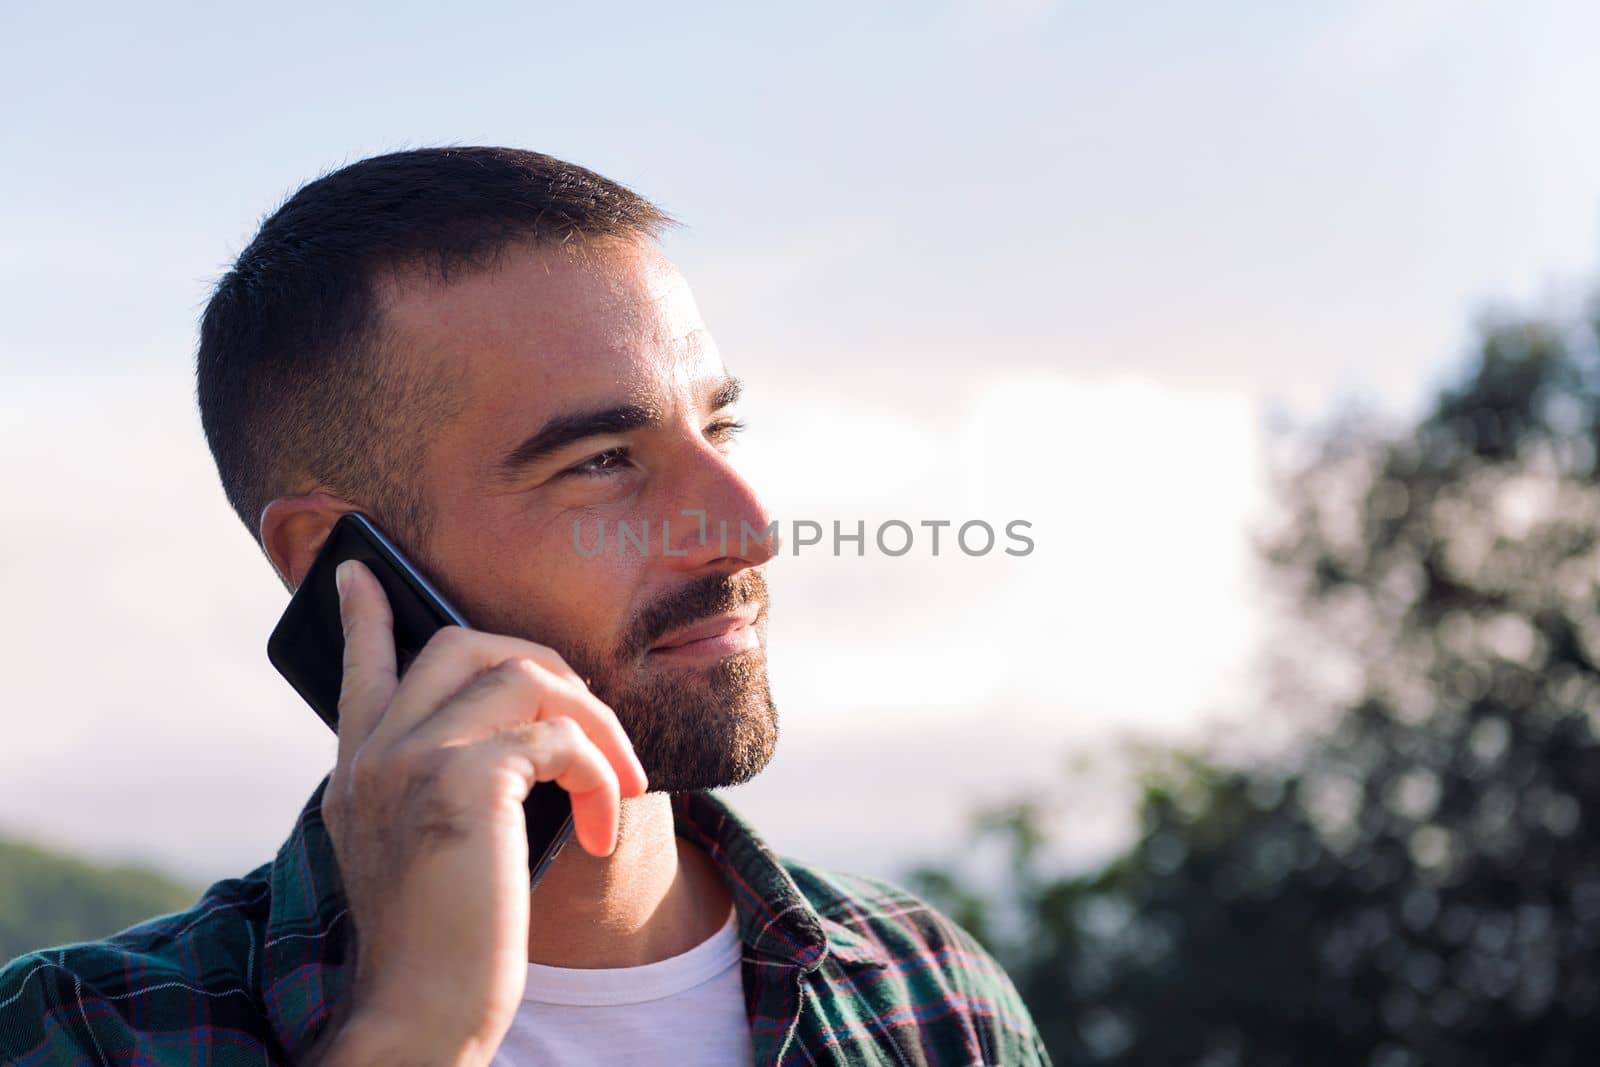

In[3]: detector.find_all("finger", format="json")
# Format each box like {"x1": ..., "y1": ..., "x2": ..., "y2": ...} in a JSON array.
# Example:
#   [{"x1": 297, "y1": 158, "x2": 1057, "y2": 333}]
[
  {"x1": 488, "y1": 715, "x2": 623, "y2": 857},
  {"x1": 372, "y1": 631, "x2": 647, "y2": 795},
  {"x1": 335, "y1": 559, "x2": 399, "y2": 763},
  {"x1": 378, "y1": 628, "x2": 583, "y2": 734},
  {"x1": 412, "y1": 656, "x2": 647, "y2": 799}
]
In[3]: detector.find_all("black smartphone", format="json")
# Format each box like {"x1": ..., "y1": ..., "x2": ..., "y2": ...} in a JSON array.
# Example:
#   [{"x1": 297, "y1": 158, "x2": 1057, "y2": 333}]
[{"x1": 267, "y1": 511, "x2": 575, "y2": 886}]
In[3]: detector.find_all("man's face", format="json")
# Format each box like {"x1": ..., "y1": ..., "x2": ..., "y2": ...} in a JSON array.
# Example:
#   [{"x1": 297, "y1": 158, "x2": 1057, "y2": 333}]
[{"x1": 376, "y1": 236, "x2": 778, "y2": 793}]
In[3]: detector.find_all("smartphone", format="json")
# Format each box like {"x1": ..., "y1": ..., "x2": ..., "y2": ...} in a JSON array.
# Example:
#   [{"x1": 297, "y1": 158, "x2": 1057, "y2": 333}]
[{"x1": 267, "y1": 511, "x2": 575, "y2": 886}]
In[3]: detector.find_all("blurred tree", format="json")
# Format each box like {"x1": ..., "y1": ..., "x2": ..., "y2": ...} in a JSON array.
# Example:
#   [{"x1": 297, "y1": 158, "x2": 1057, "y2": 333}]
[
  {"x1": 911, "y1": 302, "x2": 1600, "y2": 1065},
  {"x1": 0, "y1": 835, "x2": 198, "y2": 961}
]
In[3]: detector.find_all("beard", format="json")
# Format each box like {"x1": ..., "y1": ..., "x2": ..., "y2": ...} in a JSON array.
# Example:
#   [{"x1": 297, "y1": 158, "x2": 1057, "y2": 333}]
[
  {"x1": 588, "y1": 640, "x2": 777, "y2": 793},
  {"x1": 452, "y1": 566, "x2": 778, "y2": 794}
]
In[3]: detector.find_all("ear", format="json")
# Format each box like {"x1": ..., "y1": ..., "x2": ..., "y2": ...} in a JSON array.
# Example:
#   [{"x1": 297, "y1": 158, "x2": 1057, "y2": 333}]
[{"x1": 260, "y1": 491, "x2": 360, "y2": 590}]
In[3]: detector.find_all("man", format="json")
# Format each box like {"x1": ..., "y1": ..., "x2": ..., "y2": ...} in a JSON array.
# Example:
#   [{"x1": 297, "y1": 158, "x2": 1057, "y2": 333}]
[{"x1": 0, "y1": 147, "x2": 1050, "y2": 1065}]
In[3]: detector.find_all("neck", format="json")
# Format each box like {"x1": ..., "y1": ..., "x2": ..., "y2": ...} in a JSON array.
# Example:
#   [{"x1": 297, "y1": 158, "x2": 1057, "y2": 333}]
[{"x1": 524, "y1": 792, "x2": 732, "y2": 968}]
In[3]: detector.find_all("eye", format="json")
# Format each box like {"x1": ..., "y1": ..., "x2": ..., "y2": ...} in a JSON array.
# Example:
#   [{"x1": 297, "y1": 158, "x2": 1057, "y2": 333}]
[
  {"x1": 706, "y1": 417, "x2": 746, "y2": 447},
  {"x1": 563, "y1": 446, "x2": 632, "y2": 478},
  {"x1": 557, "y1": 421, "x2": 743, "y2": 479}
]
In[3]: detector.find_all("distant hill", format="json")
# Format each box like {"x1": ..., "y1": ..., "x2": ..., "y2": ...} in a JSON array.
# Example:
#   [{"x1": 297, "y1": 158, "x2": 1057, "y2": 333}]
[{"x1": 0, "y1": 834, "x2": 200, "y2": 962}]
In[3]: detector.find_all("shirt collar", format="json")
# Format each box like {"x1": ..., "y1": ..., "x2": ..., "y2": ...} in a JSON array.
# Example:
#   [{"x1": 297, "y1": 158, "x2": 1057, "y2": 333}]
[
  {"x1": 669, "y1": 790, "x2": 886, "y2": 970},
  {"x1": 261, "y1": 774, "x2": 882, "y2": 1059}
]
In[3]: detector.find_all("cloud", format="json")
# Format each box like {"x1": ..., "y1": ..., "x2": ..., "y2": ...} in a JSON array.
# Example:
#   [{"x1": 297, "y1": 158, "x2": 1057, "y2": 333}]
[{"x1": 1302, "y1": 0, "x2": 1473, "y2": 84}]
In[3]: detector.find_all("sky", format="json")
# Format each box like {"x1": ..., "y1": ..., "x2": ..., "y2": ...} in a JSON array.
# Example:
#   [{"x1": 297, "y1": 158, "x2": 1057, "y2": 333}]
[{"x1": 4, "y1": 0, "x2": 1600, "y2": 886}]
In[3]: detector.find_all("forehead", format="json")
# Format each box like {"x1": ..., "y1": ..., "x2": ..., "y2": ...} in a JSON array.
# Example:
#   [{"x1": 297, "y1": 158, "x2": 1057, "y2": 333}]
[{"x1": 376, "y1": 236, "x2": 720, "y2": 424}]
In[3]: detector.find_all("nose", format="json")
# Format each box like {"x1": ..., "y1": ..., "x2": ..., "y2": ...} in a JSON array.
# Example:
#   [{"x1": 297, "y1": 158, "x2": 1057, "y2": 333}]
[{"x1": 660, "y1": 442, "x2": 776, "y2": 571}]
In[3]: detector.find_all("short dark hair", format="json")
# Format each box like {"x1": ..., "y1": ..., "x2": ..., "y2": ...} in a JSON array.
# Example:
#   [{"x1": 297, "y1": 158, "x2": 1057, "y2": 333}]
[{"x1": 195, "y1": 146, "x2": 675, "y2": 573}]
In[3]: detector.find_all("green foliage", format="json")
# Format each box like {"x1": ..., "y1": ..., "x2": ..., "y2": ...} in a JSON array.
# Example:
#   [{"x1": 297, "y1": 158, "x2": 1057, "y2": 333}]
[
  {"x1": 911, "y1": 302, "x2": 1600, "y2": 1065},
  {"x1": 0, "y1": 835, "x2": 199, "y2": 961}
]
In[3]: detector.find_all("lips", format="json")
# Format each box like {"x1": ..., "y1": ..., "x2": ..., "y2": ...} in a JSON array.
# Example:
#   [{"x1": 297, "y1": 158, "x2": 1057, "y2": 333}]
[{"x1": 648, "y1": 603, "x2": 762, "y2": 655}]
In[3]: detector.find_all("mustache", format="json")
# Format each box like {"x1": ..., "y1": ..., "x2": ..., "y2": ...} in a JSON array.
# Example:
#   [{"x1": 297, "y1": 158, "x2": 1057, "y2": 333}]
[{"x1": 622, "y1": 568, "x2": 769, "y2": 660}]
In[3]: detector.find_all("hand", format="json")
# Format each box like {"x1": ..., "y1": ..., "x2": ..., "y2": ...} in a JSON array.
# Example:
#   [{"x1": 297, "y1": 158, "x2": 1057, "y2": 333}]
[{"x1": 307, "y1": 558, "x2": 648, "y2": 1066}]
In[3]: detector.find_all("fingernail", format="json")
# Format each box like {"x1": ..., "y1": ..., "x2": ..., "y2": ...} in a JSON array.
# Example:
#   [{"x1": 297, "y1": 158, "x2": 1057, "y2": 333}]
[{"x1": 335, "y1": 560, "x2": 353, "y2": 600}]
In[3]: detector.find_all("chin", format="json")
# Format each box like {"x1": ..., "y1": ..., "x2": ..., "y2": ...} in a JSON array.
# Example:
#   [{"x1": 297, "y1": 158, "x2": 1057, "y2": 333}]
[{"x1": 612, "y1": 652, "x2": 779, "y2": 794}]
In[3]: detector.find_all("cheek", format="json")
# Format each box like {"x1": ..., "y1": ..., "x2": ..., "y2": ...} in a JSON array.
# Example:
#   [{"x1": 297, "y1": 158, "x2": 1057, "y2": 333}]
[{"x1": 471, "y1": 511, "x2": 648, "y2": 653}]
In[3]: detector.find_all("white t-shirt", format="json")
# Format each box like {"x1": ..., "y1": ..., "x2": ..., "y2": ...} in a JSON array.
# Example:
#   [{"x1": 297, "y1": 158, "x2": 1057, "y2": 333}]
[{"x1": 488, "y1": 906, "x2": 753, "y2": 1066}]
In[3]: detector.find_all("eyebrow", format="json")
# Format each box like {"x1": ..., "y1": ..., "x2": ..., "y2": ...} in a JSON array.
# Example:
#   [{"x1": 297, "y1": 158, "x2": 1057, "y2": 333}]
[{"x1": 492, "y1": 374, "x2": 743, "y2": 482}]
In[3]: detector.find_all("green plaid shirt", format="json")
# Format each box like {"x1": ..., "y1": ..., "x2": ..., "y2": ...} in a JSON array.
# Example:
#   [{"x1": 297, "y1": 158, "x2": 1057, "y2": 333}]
[{"x1": 0, "y1": 775, "x2": 1050, "y2": 1065}]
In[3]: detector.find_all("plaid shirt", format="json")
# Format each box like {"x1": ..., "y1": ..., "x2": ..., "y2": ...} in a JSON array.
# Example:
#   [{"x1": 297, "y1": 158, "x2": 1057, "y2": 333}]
[{"x1": 0, "y1": 775, "x2": 1050, "y2": 1065}]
